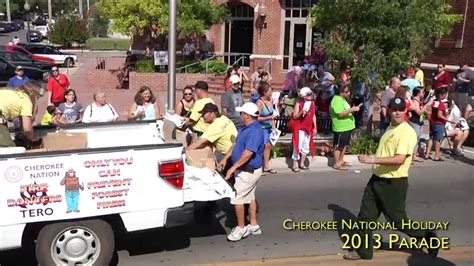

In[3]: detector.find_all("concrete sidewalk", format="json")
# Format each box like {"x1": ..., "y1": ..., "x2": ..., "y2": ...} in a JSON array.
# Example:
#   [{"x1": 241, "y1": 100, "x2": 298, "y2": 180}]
[
  {"x1": 268, "y1": 155, "x2": 367, "y2": 172},
  {"x1": 197, "y1": 246, "x2": 474, "y2": 266}
]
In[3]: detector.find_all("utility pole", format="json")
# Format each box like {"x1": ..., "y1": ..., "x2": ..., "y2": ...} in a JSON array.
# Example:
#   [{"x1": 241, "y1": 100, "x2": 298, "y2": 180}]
[
  {"x1": 48, "y1": 0, "x2": 52, "y2": 23},
  {"x1": 78, "y1": 0, "x2": 83, "y2": 18},
  {"x1": 167, "y1": 0, "x2": 177, "y2": 113},
  {"x1": 6, "y1": 0, "x2": 11, "y2": 22}
]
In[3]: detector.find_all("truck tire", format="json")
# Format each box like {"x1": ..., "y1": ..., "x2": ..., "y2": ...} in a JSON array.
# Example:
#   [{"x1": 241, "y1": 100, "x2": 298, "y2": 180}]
[{"x1": 36, "y1": 219, "x2": 115, "y2": 266}]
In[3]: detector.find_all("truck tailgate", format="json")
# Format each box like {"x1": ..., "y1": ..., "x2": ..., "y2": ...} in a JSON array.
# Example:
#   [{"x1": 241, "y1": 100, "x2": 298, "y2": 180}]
[{"x1": 183, "y1": 164, "x2": 235, "y2": 202}]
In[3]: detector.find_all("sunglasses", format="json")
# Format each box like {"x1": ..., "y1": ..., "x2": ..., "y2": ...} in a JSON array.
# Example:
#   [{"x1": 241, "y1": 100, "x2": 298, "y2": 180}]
[{"x1": 184, "y1": 93, "x2": 193, "y2": 96}]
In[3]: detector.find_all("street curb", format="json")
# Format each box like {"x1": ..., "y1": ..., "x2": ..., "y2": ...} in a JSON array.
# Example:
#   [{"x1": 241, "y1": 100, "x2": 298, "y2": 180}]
[
  {"x1": 195, "y1": 245, "x2": 474, "y2": 266},
  {"x1": 269, "y1": 155, "x2": 364, "y2": 171}
]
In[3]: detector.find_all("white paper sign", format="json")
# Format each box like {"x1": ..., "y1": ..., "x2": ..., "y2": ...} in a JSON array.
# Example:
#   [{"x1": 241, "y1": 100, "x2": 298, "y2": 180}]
[{"x1": 154, "y1": 51, "x2": 169, "y2": 66}]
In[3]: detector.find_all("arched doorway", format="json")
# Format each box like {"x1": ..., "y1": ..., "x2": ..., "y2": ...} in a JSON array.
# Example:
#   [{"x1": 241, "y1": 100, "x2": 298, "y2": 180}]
[{"x1": 224, "y1": 2, "x2": 254, "y2": 67}]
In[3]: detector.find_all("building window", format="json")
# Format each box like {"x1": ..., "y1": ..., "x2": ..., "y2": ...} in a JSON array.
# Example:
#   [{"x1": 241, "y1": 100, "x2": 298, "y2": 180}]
[
  {"x1": 283, "y1": 0, "x2": 317, "y2": 9},
  {"x1": 228, "y1": 2, "x2": 254, "y2": 19}
]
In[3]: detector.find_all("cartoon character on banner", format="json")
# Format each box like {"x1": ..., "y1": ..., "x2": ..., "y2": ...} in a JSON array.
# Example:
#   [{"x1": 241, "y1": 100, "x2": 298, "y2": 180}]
[{"x1": 60, "y1": 168, "x2": 84, "y2": 213}]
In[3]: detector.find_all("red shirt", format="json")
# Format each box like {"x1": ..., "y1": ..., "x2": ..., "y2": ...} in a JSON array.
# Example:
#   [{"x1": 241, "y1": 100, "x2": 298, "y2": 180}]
[
  {"x1": 47, "y1": 74, "x2": 70, "y2": 103},
  {"x1": 433, "y1": 72, "x2": 451, "y2": 90},
  {"x1": 404, "y1": 102, "x2": 411, "y2": 122},
  {"x1": 430, "y1": 100, "x2": 447, "y2": 125}
]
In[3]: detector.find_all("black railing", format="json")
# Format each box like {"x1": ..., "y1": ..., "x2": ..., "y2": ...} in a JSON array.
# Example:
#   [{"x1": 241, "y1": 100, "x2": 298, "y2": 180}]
[{"x1": 275, "y1": 116, "x2": 332, "y2": 136}]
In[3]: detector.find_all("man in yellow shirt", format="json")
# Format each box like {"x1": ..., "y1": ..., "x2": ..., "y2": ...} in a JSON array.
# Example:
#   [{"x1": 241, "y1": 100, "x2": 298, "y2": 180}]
[
  {"x1": 185, "y1": 81, "x2": 214, "y2": 135},
  {"x1": 0, "y1": 81, "x2": 42, "y2": 147},
  {"x1": 414, "y1": 62, "x2": 425, "y2": 88},
  {"x1": 343, "y1": 97, "x2": 439, "y2": 261},
  {"x1": 187, "y1": 103, "x2": 237, "y2": 161}
]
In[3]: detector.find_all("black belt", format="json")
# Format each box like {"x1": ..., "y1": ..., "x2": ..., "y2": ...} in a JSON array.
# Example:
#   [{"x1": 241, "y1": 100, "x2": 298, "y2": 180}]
[
  {"x1": 371, "y1": 174, "x2": 407, "y2": 182},
  {"x1": 239, "y1": 166, "x2": 258, "y2": 173}
]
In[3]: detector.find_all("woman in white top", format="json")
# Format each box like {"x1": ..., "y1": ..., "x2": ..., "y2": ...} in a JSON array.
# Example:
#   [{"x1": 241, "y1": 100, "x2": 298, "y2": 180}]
[
  {"x1": 82, "y1": 90, "x2": 119, "y2": 123},
  {"x1": 127, "y1": 86, "x2": 162, "y2": 121}
]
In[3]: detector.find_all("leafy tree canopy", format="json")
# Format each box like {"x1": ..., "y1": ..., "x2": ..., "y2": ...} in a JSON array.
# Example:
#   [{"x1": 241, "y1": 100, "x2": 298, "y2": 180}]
[
  {"x1": 97, "y1": 0, "x2": 228, "y2": 40},
  {"x1": 311, "y1": 0, "x2": 462, "y2": 90}
]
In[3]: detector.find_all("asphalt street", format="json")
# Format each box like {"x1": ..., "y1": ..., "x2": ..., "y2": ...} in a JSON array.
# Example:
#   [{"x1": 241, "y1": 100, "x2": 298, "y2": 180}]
[{"x1": 3, "y1": 153, "x2": 471, "y2": 266}]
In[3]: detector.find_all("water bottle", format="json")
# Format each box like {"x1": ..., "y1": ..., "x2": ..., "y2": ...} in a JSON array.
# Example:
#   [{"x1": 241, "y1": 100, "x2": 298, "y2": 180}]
[{"x1": 419, "y1": 142, "x2": 427, "y2": 157}]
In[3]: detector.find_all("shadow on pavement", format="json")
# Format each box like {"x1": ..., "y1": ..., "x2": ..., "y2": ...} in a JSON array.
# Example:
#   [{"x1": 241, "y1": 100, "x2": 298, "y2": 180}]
[{"x1": 406, "y1": 251, "x2": 456, "y2": 266}]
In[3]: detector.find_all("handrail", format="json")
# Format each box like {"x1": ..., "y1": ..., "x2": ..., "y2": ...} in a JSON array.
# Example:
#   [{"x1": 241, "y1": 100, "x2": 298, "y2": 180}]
[
  {"x1": 218, "y1": 54, "x2": 247, "y2": 75},
  {"x1": 176, "y1": 55, "x2": 216, "y2": 74},
  {"x1": 263, "y1": 56, "x2": 275, "y2": 75},
  {"x1": 232, "y1": 54, "x2": 246, "y2": 67}
]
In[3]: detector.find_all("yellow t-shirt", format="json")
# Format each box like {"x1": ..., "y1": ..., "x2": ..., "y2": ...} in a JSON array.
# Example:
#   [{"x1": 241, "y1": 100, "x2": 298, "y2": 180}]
[
  {"x1": 373, "y1": 122, "x2": 417, "y2": 178},
  {"x1": 415, "y1": 70, "x2": 424, "y2": 88},
  {"x1": 189, "y1": 97, "x2": 214, "y2": 133},
  {"x1": 41, "y1": 112, "x2": 53, "y2": 125},
  {"x1": 0, "y1": 89, "x2": 33, "y2": 120},
  {"x1": 201, "y1": 116, "x2": 237, "y2": 154}
]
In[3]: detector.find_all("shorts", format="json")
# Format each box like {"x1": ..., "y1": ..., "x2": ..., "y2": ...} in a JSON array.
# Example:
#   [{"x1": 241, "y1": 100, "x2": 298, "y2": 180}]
[
  {"x1": 429, "y1": 123, "x2": 445, "y2": 141},
  {"x1": 454, "y1": 92, "x2": 469, "y2": 110},
  {"x1": 231, "y1": 168, "x2": 263, "y2": 205},
  {"x1": 333, "y1": 130, "x2": 352, "y2": 148},
  {"x1": 263, "y1": 128, "x2": 272, "y2": 144},
  {"x1": 408, "y1": 122, "x2": 423, "y2": 141},
  {"x1": 292, "y1": 130, "x2": 310, "y2": 160}
]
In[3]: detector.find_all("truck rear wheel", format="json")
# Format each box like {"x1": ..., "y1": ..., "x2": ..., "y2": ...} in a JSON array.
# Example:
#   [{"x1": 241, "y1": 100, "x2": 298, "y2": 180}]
[{"x1": 36, "y1": 219, "x2": 115, "y2": 266}]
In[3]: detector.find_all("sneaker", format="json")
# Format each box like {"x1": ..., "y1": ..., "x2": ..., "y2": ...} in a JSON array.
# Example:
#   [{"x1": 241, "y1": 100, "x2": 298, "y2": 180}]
[
  {"x1": 227, "y1": 226, "x2": 248, "y2": 242},
  {"x1": 244, "y1": 224, "x2": 262, "y2": 237},
  {"x1": 343, "y1": 250, "x2": 363, "y2": 260},
  {"x1": 452, "y1": 149, "x2": 464, "y2": 157}
]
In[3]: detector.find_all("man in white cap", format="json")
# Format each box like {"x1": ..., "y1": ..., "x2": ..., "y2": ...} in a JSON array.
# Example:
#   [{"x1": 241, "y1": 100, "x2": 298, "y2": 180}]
[
  {"x1": 219, "y1": 102, "x2": 265, "y2": 242},
  {"x1": 7, "y1": 66, "x2": 31, "y2": 88},
  {"x1": 221, "y1": 75, "x2": 245, "y2": 129}
]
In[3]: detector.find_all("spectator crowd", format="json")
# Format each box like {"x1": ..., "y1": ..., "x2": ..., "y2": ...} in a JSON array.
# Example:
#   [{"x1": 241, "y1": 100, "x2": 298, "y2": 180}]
[{"x1": 0, "y1": 54, "x2": 473, "y2": 244}]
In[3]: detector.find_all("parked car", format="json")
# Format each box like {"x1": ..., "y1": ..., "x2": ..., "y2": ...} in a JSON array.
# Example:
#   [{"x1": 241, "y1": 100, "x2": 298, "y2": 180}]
[
  {"x1": 0, "y1": 57, "x2": 48, "y2": 85},
  {"x1": 13, "y1": 19, "x2": 25, "y2": 30},
  {"x1": 34, "y1": 25, "x2": 49, "y2": 38},
  {"x1": 26, "y1": 30, "x2": 43, "y2": 42},
  {"x1": 0, "y1": 22, "x2": 13, "y2": 33},
  {"x1": 0, "y1": 51, "x2": 54, "y2": 70},
  {"x1": 18, "y1": 43, "x2": 77, "y2": 67},
  {"x1": 7, "y1": 22, "x2": 19, "y2": 31},
  {"x1": 32, "y1": 15, "x2": 47, "y2": 26},
  {"x1": 0, "y1": 45, "x2": 55, "y2": 64}
]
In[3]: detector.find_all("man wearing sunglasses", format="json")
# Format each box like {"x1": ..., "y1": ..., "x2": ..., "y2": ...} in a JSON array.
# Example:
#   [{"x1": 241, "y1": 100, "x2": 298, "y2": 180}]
[
  {"x1": 7, "y1": 66, "x2": 31, "y2": 88},
  {"x1": 47, "y1": 66, "x2": 70, "y2": 107}
]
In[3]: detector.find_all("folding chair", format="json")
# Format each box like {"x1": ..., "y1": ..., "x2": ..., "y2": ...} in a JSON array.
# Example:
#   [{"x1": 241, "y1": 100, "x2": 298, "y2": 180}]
[{"x1": 441, "y1": 128, "x2": 454, "y2": 153}]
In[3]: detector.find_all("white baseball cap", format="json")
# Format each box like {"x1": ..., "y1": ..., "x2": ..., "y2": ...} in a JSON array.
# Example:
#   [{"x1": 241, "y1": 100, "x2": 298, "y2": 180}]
[
  {"x1": 229, "y1": 75, "x2": 240, "y2": 84},
  {"x1": 236, "y1": 102, "x2": 259, "y2": 117},
  {"x1": 300, "y1": 87, "x2": 312, "y2": 97}
]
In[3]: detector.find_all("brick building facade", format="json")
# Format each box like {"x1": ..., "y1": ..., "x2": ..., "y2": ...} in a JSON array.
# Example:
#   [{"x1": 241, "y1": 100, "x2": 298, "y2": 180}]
[
  {"x1": 424, "y1": 0, "x2": 474, "y2": 66},
  {"x1": 204, "y1": 0, "x2": 473, "y2": 80}
]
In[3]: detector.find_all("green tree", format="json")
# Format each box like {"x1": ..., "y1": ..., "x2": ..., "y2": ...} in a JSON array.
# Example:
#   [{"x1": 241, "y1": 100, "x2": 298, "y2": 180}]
[
  {"x1": 311, "y1": 0, "x2": 462, "y2": 90},
  {"x1": 49, "y1": 15, "x2": 90, "y2": 47},
  {"x1": 97, "y1": 0, "x2": 228, "y2": 41}
]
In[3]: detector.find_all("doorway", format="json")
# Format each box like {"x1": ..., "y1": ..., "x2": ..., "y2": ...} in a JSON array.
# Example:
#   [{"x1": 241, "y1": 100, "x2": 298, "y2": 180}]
[{"x1": 224, "y1": 3, "x2": 254, "y2": 67}]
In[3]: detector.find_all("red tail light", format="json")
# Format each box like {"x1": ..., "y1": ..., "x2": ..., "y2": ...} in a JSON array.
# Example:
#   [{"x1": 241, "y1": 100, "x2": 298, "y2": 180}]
[{"x1": 159, "y1": 160, "x2": 184, "y2": 189}]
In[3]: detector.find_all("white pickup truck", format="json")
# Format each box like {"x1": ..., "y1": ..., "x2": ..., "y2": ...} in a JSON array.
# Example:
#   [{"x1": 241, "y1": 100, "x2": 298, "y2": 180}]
[{"x1": 0, "y1": 121, "x2": 234, "y2": 265}]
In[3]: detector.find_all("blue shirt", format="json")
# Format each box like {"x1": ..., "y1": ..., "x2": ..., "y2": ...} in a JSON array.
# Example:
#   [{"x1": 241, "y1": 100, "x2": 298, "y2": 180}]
[
  {"x1": 7, "y1": 76, "x2": 30, "y2": 88},
  {"x1": 401, "y1": 78, "x2": 420, "y2": 95},
  {"x1": 231, "y1": 121, "x2": 264, "y2": 169}
]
